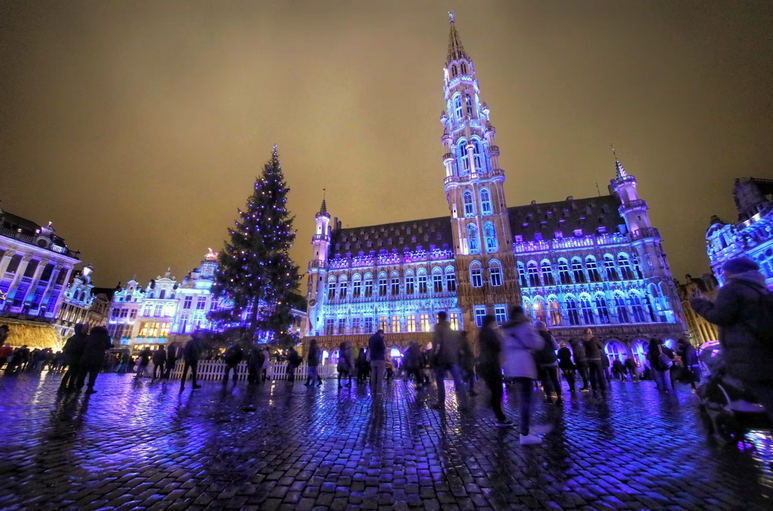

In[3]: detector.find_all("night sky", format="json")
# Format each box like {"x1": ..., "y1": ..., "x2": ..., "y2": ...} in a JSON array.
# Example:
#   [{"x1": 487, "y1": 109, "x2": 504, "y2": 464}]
[{"x1": 2, "y1": 1, "x2": 772, "y2": 288}]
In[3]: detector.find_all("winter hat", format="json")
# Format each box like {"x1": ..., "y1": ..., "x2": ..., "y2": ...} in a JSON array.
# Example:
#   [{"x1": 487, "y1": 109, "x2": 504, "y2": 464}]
[
  {"x1": 534, "y1": 321, "x2": 548, "y2": 331},
  {"x1": 722, "y1": 256, "x2": 760, "y2": 276}
]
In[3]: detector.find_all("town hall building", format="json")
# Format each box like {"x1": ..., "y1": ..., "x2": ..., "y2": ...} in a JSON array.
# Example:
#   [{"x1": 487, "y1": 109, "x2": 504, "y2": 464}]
[{"x1": 304, "y1": 16, "x2": 686, "y2": 368}]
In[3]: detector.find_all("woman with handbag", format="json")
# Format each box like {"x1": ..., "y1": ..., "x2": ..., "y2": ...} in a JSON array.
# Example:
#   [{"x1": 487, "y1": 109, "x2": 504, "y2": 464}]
[{"x1": 647, "y1": 338, "x2": 674, "y2": 393}]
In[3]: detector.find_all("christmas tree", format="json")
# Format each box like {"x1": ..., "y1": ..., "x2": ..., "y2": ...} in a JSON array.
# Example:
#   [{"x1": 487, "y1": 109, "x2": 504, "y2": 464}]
[{"x1": 212, "y1": 146, "x2": 301, "y2": 344}]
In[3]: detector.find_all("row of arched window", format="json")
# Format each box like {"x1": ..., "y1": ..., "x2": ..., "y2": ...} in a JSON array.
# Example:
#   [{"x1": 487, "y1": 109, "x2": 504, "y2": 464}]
[
  {"x1": 469, "y1": 260, "x2": 504, "y2": 288},
  {"x1": 326, "y1": 267, "x2": 457, "y2": 300},
  {"x1": 517, "y1": 253, "x2": 642, "y2": 288},
  {"x1": 467, "y1": 222, "x2": 498, "y2": 255},
  {"x1": 523, "y1": 290, "x2": 664, "y2": 327},
  {"x1": 455, "y1": 137, "x2": 488, "y2": 175},
  {"x1": 462, "y1": 189, "x2": 493, "y2": 217}
]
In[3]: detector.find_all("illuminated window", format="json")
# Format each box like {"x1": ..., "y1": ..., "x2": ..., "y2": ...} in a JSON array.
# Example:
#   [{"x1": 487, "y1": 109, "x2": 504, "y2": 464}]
[
  {"x1": 484, "y1": 222, "x2": 498, "y2": 252},
  {"x1": 517, "y1": 263, "x2": 528, "y2": 287},
  {"x1": 418, "y1": 274, "x2": 428, "y2": 294},
  {"x1": 494, "y1": 305, "x2": 507, "y2": 325},
  {"x1": 558, "y1": 260, "x2": 572, "y2": 285},
  {"x1": 549, "y1": 298, "x2": 561, "y2": 326},
  {"x1": 405, "y1": 274, "x2": 415, "y2": 294},
  {"x1": 154, "y1": 305, "x2": 163, "y2": 317},
  {"x1": 379, "y1": 317, "x2": 388, "y2": 332},
  {"x1": 470, "y1": 263, "x2": 483, "y2": 288},
  {"x1": 420, "y1": 314, "x2": 430, "y2": 332},
  {"x1": 474, "y1": 306, "x2": 486, "y2": 328},
  {"x1": 364, "y1": 317, "x2": 373, "y2": 333},
  {"x1": 615, "y1": 293, "x2": 630, "y2": 323},
  {"x1": 540, "y1": 261, "x2": 555, "y2": 286},
  {"x1": 406, "y1": 315, "x2": 416, "y2": 332},
  {"x1": 467, "y1": 224, "x2": 480, "y2": 254},
  {"x1": 446, "y1": 271, "x2": 457, "y2": 292},
  {"x1": 325, "y1": 319, "x2": 334, "y2": 335},
  {"x1": 572, "y1": 258, "x2": 587, "y2": 284},
  {"x1": 183, "y1": 296, "x2": 192, "y2": 309},
  {"x1": 454, "y1": 95, "x2": 463, "y2": 120},
  {"x1": 353, "y1": 279, "x2": 361, "y2": 298},
  {"x1": 533, "y1": 298, "x2": 546, "y2": 324},
  {"x1": 580, "y1": 296, "x2": 595, "y2": 325},
  {"x1": 596, "y1": 294, "x2": 611, "y2": 324},
  {"x1": 490, "y1": 262, "x2": 502, "y2": 287},
  {"x1": 339, "y1": 281, "x2": 348, "y2": 299},
  {"x1": 433, "y1": 272, "x2": 443, "y2": 292},
  {"x1": 465, "y1": 94, "x2": 473, "y2": 116},
  {"x1": 618, "y1": 254, "x2": 635, "y2": 280},
  {"x1": 463, "y1": 191, "x2": 475, "y2": 217},
  {"x1": 391, "y1": 276, "x2": 400, "y2": 295},
  {"x1": 565, "y1": 297, "x2": 580, "y2": 326},
  {"x1": 449, "y1": 313, "x2": 460, "y2": 330},
  {"x1": 586, "y1": 257, "x2": 602, "y2": 282},
  {"x1": 364, "y1": 276, "x2": 373, "y2": 297},
  {"x1": 196, "y1": 297, "x2": 206, "y2": 310},
  {"x1": 527, "y1": 262, "x2": 540, "y2": 287},
  {"x1": 336, "y1": 318, "x2": 345, "y2": 334},
  {"x1": 391, "y1": 316, "x2": 400, "y2": 333},
  {"x1": 480, "y1": 189, "x2": 492, "y2": 215},
  {"x1": 630, "y1": 292, "x2": 647, "y2": 323},
  {"x1": 604, "y1": 255, "x2": 619, "y2": 281},
  {"x1": 327, "y1": 279, "x2": 336, "y2": 300},
  {"x1": 458, "y1": 140, "x2": 469, "y2": 172},
  {"x1": 473, "y1": 139, "x2": 484, "y2": 172},
  {"x1": 352, "y1": 318, "x2": 361, "y2": 333},
  {"x1": 378, "y1": 275, "x2": 388, "y2": 296}
]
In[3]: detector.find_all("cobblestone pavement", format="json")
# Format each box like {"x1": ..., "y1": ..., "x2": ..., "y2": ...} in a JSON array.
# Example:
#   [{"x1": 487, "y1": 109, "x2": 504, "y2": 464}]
[{"x1": 0, "y1": 373, "x2": 771, "y2": 511}]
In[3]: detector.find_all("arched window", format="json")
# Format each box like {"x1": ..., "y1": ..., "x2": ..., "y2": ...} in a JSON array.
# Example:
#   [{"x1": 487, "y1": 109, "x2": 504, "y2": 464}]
[
  {"x1": 541, "y1": 261, "x2": 555, "y2": 286},
  {"x1": 339, "y1": 276, "x2": 348, "y2": 299},
  {"x1": 565, "y1": 296, "x2": 580, "y2": 326},
  {"x1": 364, "y1": 273, "x2": 373, "y2": 298},
  {"x1": 580, "y1": 295, "x2": 595, "y2": 325},
  {"x1": 465, "y1": 94, "x2": 473, "y2": 116},
  {"x1": 445, "y1": 266, "x2": 457, "y2": 292},
  {"x1": 378, "y1": 272, "x2": 388, "y2": 297},
  {"x1": 352, "y1": 274, "x2": 362, "y2": 298},
  {"x1": 451, "y1": 65, "x2": 458, "y2": 77},
  {"x1": 595, "y1": 294, "x2": 611, "y2": 324},
  {"x1": 467, "y1": 224, "x2": 480, "y2": 254},
  {"x1": 533, "y1": 297, "x2": 547, "y2": 324},
  {"x1": 604, "y1": 254, "x2": 619, "y2": 281},
  {"x1": 417, "y1": 269, "x2": 428, "y2": 294},
  {"x1": 489, "y1": 260, "x2": 502, "y2": 286},
  {"x1": 517, "y1": 262, "x2": 528, "y2": 287},
  {"x1": 558, "y1": 259, "x2": 572, "y2": 285},
  {"x1": 461, "y1": 62, "x2": 468, "y2": 74},
  {"x1": 548, "y1": 297, "x2": 561, "y2": 326},
  {"x1": 454, "y1": 95, "x2": 463, "y2": 120},
  {"x1": 527, "y1": 261, "x2": 540, "y2": 287},
  {"x1": 327, "y1": 277, "x2": 336, "y2": 300},
  {"x1": 523, "y1": 298, "x2": 531, "y2": 320},
  {"x1": 586, "y1": 256, "x2": 601, "y2": 283},
  {"x1": 618, "y1": 254, "x2": 635, "y2": 280},
  {"x1": 605, "y1": 341, "x2": 627, "y2": 363},
  {"x1": 630, "y1": 292, "x2": 647, "y2": 323},
  {"x1": 632, "y1": 253, "x2": 645, "y2": 279},
  {"x1": 473, "y1": 139, "x2": 484, "y2": 172},
  {"x1": 614, "y1": 293, "x2": 630, "y2": 323},
  {"x1": 390, "y1": 271, "x2": 400, "y2": 295},
  {"x1": 432, "y1": 268, "x2": 443, "y2": 293},
  {"x1": 458, "y1": 139, "x2": 469, "y2": 172},
  {"x1": 480, "y1": 189, "x2": 492, "y2": 215},
  {"x1": 572, "y1": 258, "x2": 587, "y2": 284},
  {"x1": 463, "y1": 191, "x2": 475, "y2": 217},
  {"x1": 632, "y1": 340, "x2": 647, "y2": 369},
  {"x1": 470, "y1": 261, "x2": 483, "y2": 288},
  {"x1": 484, "y1": 222, "x2": 498, "y2": 252},
  {"x1": 404, "y1": 270, "x2": 415, "y2": 295}
]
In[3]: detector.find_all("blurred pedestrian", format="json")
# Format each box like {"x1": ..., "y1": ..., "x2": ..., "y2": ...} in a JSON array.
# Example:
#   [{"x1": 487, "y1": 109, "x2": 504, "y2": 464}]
[
  {"x1": 304, "y1": 339, "x2": 322, "y2": 387},
  {"x1": 557, "y1": 341, "x2": 576, "y2": 393},
  {"x1": 152, "y1": 346, "x2": 166, "y2": 380},
  {"x1": 570, "y1": 338, "x2": 590, "y2": 391},
  {"x1": 404, "y1": 342, "x2": 424, "y2": 386},
  {"x1": 337, "y1": 340, "x2": 354, "y2": 389},
  {"x1": 369, "y1": 330, "x2": 386, "y2": 394},
  {"x1": 648, "y1": 338, "x2": 673, "y2": 393},
  {"x1": 432, "y1": 312, "x2": 469, "y2": 410},
  {"x1": 583, "y1": 328, "x2": 607, "y2": 396},
  {"x1": 76, "y1": 327, "x2": 112, "y2": 394},
  {"x1": 247, "y1": 344, "x2": 265, "y2": 384},
  {"x1": 60, "y1": 323, "x2": 88, "y2": 391},
  {"x1": 535, "y1": 321, "x2": 562, "y2": 404},
  {"x1": 164, "y1": 344, "x2": 178, "y2": 380},
  {"x1": 624, "y1": 357, "x2": 639, "y2": 383},
  {"x1": 136, "y1": 347, "x2": 152, "y2": 380},
  {"x1": 223, "y1": 343, "x2": 244, "y2": 382},
  {"x1": 459, "y1": 330, "x2": 477, "y2": 395},
  {"x1": 478, "y1": 315, "x2": 511, "y2": 426},
  {"x1": 180, "y1": 330, "x2": 204, "y2": 391},
  {"x1": 286, "y1": 348, "x2": 301, "y2": 383},
  {"x1": 677, "y1": 339, "x2": 700, "y2": 390}
]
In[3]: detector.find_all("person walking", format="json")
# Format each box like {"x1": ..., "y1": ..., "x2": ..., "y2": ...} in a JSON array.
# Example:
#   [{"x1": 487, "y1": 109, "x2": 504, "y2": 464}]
[
  {"x1": 136, "y1": 347, "x2": 152, "y2": 380},
  {"x1": 557, "y1": 341, "x2": 576, "y2": 393},
  {"x1": 648, "y1": 338, "x2": 674, "y2": 393},
  {"x1": 151, "y1": 346, "x2": 166, "y2": 380},
  {"x1": 337, "y1": 340, "x2": 354, "y2": 389},
  {"x1": 535, "y1": 322, "x2": 562, "y2": 404},
  {"x1": 247, "y1": 344, "x2": 265, "y2": 384},
  {"x1": 501, "y1": 306, "x2": 545, "y2": 445},
  {"x1": 691, "y1": 256, "x2": 773, "y2": 421},
  {"x1": 0, "y1": 325, "x2": 12, "y2": 372},
  {"x1": 583, "y1": 328, "x2": 607, "y2": 396},
  {"x1": 261, "y1": 347, "x2": 270, "y2": 382},
  {"x1": 404, "y1": 342, "x2": 424, "y2": 387},
  {"x1": 569, "y1": 338, "x2": 590, "y2": 391},
  {"x1": 431, "y1": 312, "x2": 469, "y2": 410},
  {"x1": 60, "y1": 324, "x2": 88, "y2": 391},
  {"x1": 459, "y1": 331, "x2": 477, "y2": 396},
  {"x1": 611, "y1": 358, "x2": 626, "y2": 382},
  {"x1": 164, "y1": 344, "x2": 179, "y2": 380},
  {"x1": 76, "y1": 326, "x2": 112, "y2": 394},
  {"x1": 180, "y1": 330, "x2": 204, "y2": 391},
  {"x1": 223, "y1": 344, "x2": 244, "y2": 382},
  {"x1": 304, "y1": 339, "x2": 323, "y2": 386},
  {"x1": 368, "y1": 330, "x2": 386, "y2": 394},
  {"x1": 478, "y1": 315, "x2": 512, "y2": 426},
  {"x1": 624, "y1": 357, "x2": 639, "y2": 383},
  {"x1": 286, "y1": 348, "x2": 301, "y2": 383},
  {"x1": 356, "y1": 349, "x2": 368, "y2": 384},
  {"x1": 677, "y1": 339, "x2": 701, "y2": 390}
]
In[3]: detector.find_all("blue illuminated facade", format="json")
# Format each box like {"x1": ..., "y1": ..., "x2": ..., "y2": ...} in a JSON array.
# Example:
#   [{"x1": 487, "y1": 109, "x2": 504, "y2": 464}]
[{"x1": 305, "y1": 15, "x2": 685, "y2": 366}]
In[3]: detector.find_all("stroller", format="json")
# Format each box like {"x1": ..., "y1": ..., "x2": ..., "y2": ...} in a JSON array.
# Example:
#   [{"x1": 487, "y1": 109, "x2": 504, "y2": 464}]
[{"x1": 696, "y1": 341, "x2": 772, "y2": 440}]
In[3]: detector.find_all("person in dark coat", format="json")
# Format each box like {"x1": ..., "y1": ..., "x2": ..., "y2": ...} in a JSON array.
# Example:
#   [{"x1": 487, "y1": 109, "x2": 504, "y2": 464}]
[
  {"x1": 164, "y1": 344, "x2": 179, "y2": 380},
  {"x1": 569, "y1": 338, "x2": 590, "y2": 391},
  {"x1": 691, "y1": 257, "x2": 773, "y2": 421},
  {"x1": 286, "y1": 348, "x2": 301, "y2": 383},
  {"x1": 535, "y1": 321, "x2": 562, "y2": 404},
  {"x1": 459, "y1": 331, "x2": 477, "y2": 395},
  {"x1": 624, "y1": 357, "x2": 639, "y2": 382},
  {"x1": 0, "y1": 325, "x2": 12, "y2": 372},
  {"x1": 337, "y1": 341, "x2": 354, "y2": 389},
  {"x1": 60, "y1": 323, "x2": 88, "y2": 391},
  {"x1": 247, "y1": 344, "x2": 265, "y2": 384},
  {"x1": 369, "y1": 330, "x2": 387, "y2": 394},
  {"x1": 152, "y1": 346, "x2": 166, "y2": 380},
  {"x1": 305, "y1": 339, "x2": 322, "y2": 386},
  {"x1": 648, "y1": 338, "x2": 674, "y2": 392},
  {"x1": 76, "y1": 326, "x2": 112, "y2": 393},
  {"x1": 611, "y1": 358, "x2": 626, "y2": 382},
  {"x1": 356, "y1": 348, "x2": 368, "y2": 384},
  {"x1": 477, "y1": 315, "x2": 511, "y2": 425},
  {"x1": 432, "y1": 312, "x2": 469, "y2": 409},
  {"x1": 180, "y1": 330, "x2": 204, "y2": 391},
  {"x1": 582, "y1": 328, "x2": 607, "y2": 395},
  {"x1": 404, "y1": 342, "x2": 424, "y2": 386},
  {"x1": 676, "y1": 339, "x2": 700, "y2": 390},
  {"x1": 136, "y1": 347, "x2": 152, "y2": 380},
  {"x1": 557, "y1": 341, "x2": 576, "y2": 392},
  {"x1": 223, "y1": 344, "x2": 244, "y2": 382}
]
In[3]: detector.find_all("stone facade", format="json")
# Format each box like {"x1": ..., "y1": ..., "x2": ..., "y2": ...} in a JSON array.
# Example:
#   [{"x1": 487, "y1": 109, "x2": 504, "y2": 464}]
[
  {"x1": 675, "y1": 273, "x2": 719, "y2": 346},
  {"x1": 52, "y1": 265, "x2": 112, "y2": 339}
]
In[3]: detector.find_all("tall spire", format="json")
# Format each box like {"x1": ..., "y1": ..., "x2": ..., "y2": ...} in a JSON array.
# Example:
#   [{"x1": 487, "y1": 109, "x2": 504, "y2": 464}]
[
  {"x1": 316, "y1": 189, "x2": 330, "y2": 219},
  {"x1": 612, "y1": 145, "x2": 627, "y2": 178},
  {"x1": 446, "y1": 12, "x2": 469, "y2": 65}
]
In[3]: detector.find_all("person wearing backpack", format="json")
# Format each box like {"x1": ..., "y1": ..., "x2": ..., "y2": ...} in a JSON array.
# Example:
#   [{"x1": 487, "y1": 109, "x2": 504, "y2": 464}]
[{"x1": 691, "y1": 257, "x2": 773, "y2": 421}]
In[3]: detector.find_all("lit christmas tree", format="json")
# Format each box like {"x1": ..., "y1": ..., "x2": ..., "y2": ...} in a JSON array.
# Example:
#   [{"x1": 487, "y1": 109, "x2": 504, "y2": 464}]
[{"x1": 212, "y1": 146, "x2": 301, "y2": 345}]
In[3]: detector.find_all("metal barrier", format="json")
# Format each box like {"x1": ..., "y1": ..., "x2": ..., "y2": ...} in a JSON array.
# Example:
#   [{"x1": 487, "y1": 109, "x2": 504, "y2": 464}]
[{"x1": 165, "y1": 360, "x2": 338, "y2": 381}]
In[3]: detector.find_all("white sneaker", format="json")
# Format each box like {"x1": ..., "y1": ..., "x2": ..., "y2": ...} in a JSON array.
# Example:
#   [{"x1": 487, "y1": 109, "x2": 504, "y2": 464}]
[{"x1": 519, "y1": 433, "x2": 542, "y2": 445}]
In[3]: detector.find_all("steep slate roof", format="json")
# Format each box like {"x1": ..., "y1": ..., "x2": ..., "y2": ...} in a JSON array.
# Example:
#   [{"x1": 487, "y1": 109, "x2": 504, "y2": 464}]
[
  {"x1": 328, "y1": 216, "x2": 453, "y2": 259},
  {"x1": 508, "y1": 194, "x2": 624, "y2": 241},
  {"x1": 0, "y1": 210, "x2": 69, "y2": 246}
]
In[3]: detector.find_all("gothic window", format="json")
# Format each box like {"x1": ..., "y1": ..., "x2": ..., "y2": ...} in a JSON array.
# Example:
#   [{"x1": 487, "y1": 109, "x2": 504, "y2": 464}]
[
  {"x1": 632, "y1": 253, "x2": 645, "y2": 279},
  {"x1": 462, "y1": 193, "x2": 476, "y2": 219},
  {"x1": 352, "y1": 318, "x2": 361, "y2": 334},
  {"x1": 418, "y1": 272, "x2": 428, "y2": 294},
  {"x1": 595, "y1": 294, "x2": 611, "y2": 324},
  {"x1": 364, "y1": 274, "x2": 374, "y2": 298},
  {"x1": 337, "y1": 318, "x2": 346, "y2": 334},
  {"x1": 352, "y1": 276, "x2": 361, "y2": 298},
  {"x1": 541, "y1": 261, "x2": 555, "y2": 286},
  {"x1": 494, "y1": 305, "x2": 507, "y2": 325},
  {"x1": 549, "y1": 297, "x2": 561, "y2": 326},
  {"x1": 458, "y1": 139, "x2": 469, "y2": 172},
  {"x1": 614, "y1": 293, "x2": 630, "y2": 323},
  {"x1": 489, "y1": 260, "x2": 503, "y2": 287},
  {"x1": 327, "y1": 278, "x2": 336, "y2": 300},
  {"x1": 452, "y1": 65, "x2": 458, "y2": 77},
  {"x1": 558, "y1": 259, "x2": 572, "y2": 285},
  {"x1": 339, "y1": 280, "x2": 348, "y2": 299},
  {"x1": 480, "y1": 189, "x2": 492, "y2": 216},
  {"x1": 325, "y1": 319, "x2": 334, "y2": 336},
  {"x1": 378, "y1": 274, "x2": 388, "y2": 296},
  {"x1": 618, "y1": 254, "x2": 635, "y2": 280},
  {"x1": 533, "y1": 297, "x2": 547, "y2": 324},
  {"x1": 527, "y1": 261, "x2": 540, "y2": 287},
  {"x1": 517, "y1": 262, "x2": 528, "y2": 287},
  {"x1": 433, "y1": 270, "x2": 443, "y2": 292},
  {"x1": 474, "y1": 306, "x2": 486, "y2": 328},
  {"x1": 467, "y1": 224, "x2": 480, "y2": 254},
  {"x1": 364, "y1": 317, "x2": 373, "y2": 333},
  {"x1": 630, "y1": 292, "x2": 647, "y2": 323},
  {"x1": 565, "y1": 296, "x2": 580, "y2": 326},
  {"x1": 406, "y1": 315, "x2": 416, "y2": 332},
  {"x1": 572, "y1": 258, "x2": 587, "y2": 284},
  {"x1": 484, "y1": 222, "x2": 498, "y2": 252},
  {"x1": 446, "y1": 268, "x2": 457, "y2": 292},
  {"x1": 420, "y1": 313, "x2": 430, "y2": 331},
  {"x1": 586, "y1": 256, "x2": 602, "y2": 282},
  {"x1": 465, "y1": 95, "x2": 473, "y2": 116},
  {"x1": 580, "y1": 296, "x2": 595, "y2": 325},
  {"x1": 604, "y1": 255, "x2": 619, "y2": 281},
  {"x1": 470, "y1": 262, "x2": 483, "y2": 288},
  {"x1": 391, "y1": 273, "x2": 400, "y2": 295},
  {"x1": 454, "y1": 95, "x2": 463, "y2": 120},
  {"x1": 523, "y1": 298, "x2": 531, "y2": 320},
  {"x1": 461, "y1": 62, "x2": 468, "y2": 74},
  {"x1": 473, "y1": 139, "x2": 484, "y2": 172},
  {"x1": 405, "y1": 272, "x2": 415, "y2": 295}
]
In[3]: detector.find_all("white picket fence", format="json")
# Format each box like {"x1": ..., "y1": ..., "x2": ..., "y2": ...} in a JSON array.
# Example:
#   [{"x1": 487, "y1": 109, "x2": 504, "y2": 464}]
[{"x1": 166, "y1": 360, "x2": 338, "y2": 381}]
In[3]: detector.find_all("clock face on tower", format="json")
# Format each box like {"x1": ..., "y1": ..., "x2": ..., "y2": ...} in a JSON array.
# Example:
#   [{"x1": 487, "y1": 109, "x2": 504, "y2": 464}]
[{"x1": 309, "y1": 299, "x2": 317, "y2": 307}]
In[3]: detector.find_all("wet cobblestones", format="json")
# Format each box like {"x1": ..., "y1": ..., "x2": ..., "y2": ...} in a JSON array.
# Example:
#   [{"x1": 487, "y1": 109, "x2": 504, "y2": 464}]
[{"x1": 0, "y1": 373, "x2": 770, "y2": 510}]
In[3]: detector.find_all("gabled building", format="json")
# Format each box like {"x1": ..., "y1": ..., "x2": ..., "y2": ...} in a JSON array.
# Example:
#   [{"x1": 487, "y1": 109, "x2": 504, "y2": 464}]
[{"x1": 53, "y1": 265, "x2": 112, "y2": 339}]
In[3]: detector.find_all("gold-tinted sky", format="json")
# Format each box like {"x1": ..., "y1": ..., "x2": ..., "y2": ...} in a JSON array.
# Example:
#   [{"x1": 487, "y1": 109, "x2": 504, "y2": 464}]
[{"x1": 2, "y1": 0, "x2": 772, "y2": 287}]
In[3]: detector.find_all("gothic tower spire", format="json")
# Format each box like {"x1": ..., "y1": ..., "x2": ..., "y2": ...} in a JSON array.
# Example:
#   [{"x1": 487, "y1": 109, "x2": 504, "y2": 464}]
[{"x1": 446, "y1": 12, "x2": 469, "y2": 65}]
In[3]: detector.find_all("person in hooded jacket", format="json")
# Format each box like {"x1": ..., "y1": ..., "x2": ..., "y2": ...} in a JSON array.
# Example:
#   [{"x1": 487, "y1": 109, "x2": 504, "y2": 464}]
[
  {"x1": 76, "y1": 326, "x2": 112, "y2": 393},
  {"x1": 286, "y1": 348, "x2": 302, "y2": 383},
  {"x1": 152, "y1": 346, "x2": 166, "y2": 380},
  {"x1": 611, "y1": 358, "x2": 626, "y2": 382},
  {"x1": 535, "y1": 322, "x2": 563, "y2": 404},
  {"x1": 557, "y1": 341, "x2": 576, "y2": 393},
  {"x1": 692, "y1": 257, "x2": 773, "y2": 421},
  {"x1": 569, "y1": 338, "x2": 590, "y2": 391},
  {"x1": 478, "y1": 315, "x2": 512, "y2": 426},
  {"x1": 501, "y1": 306, "x2": 545, "y2": 445},
  {"x1": 583, "y1": 328, "x2": 607, "y2": 395},
  {"x1": 60, "y1": 323, "x2": 88, "y2": 391}
]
